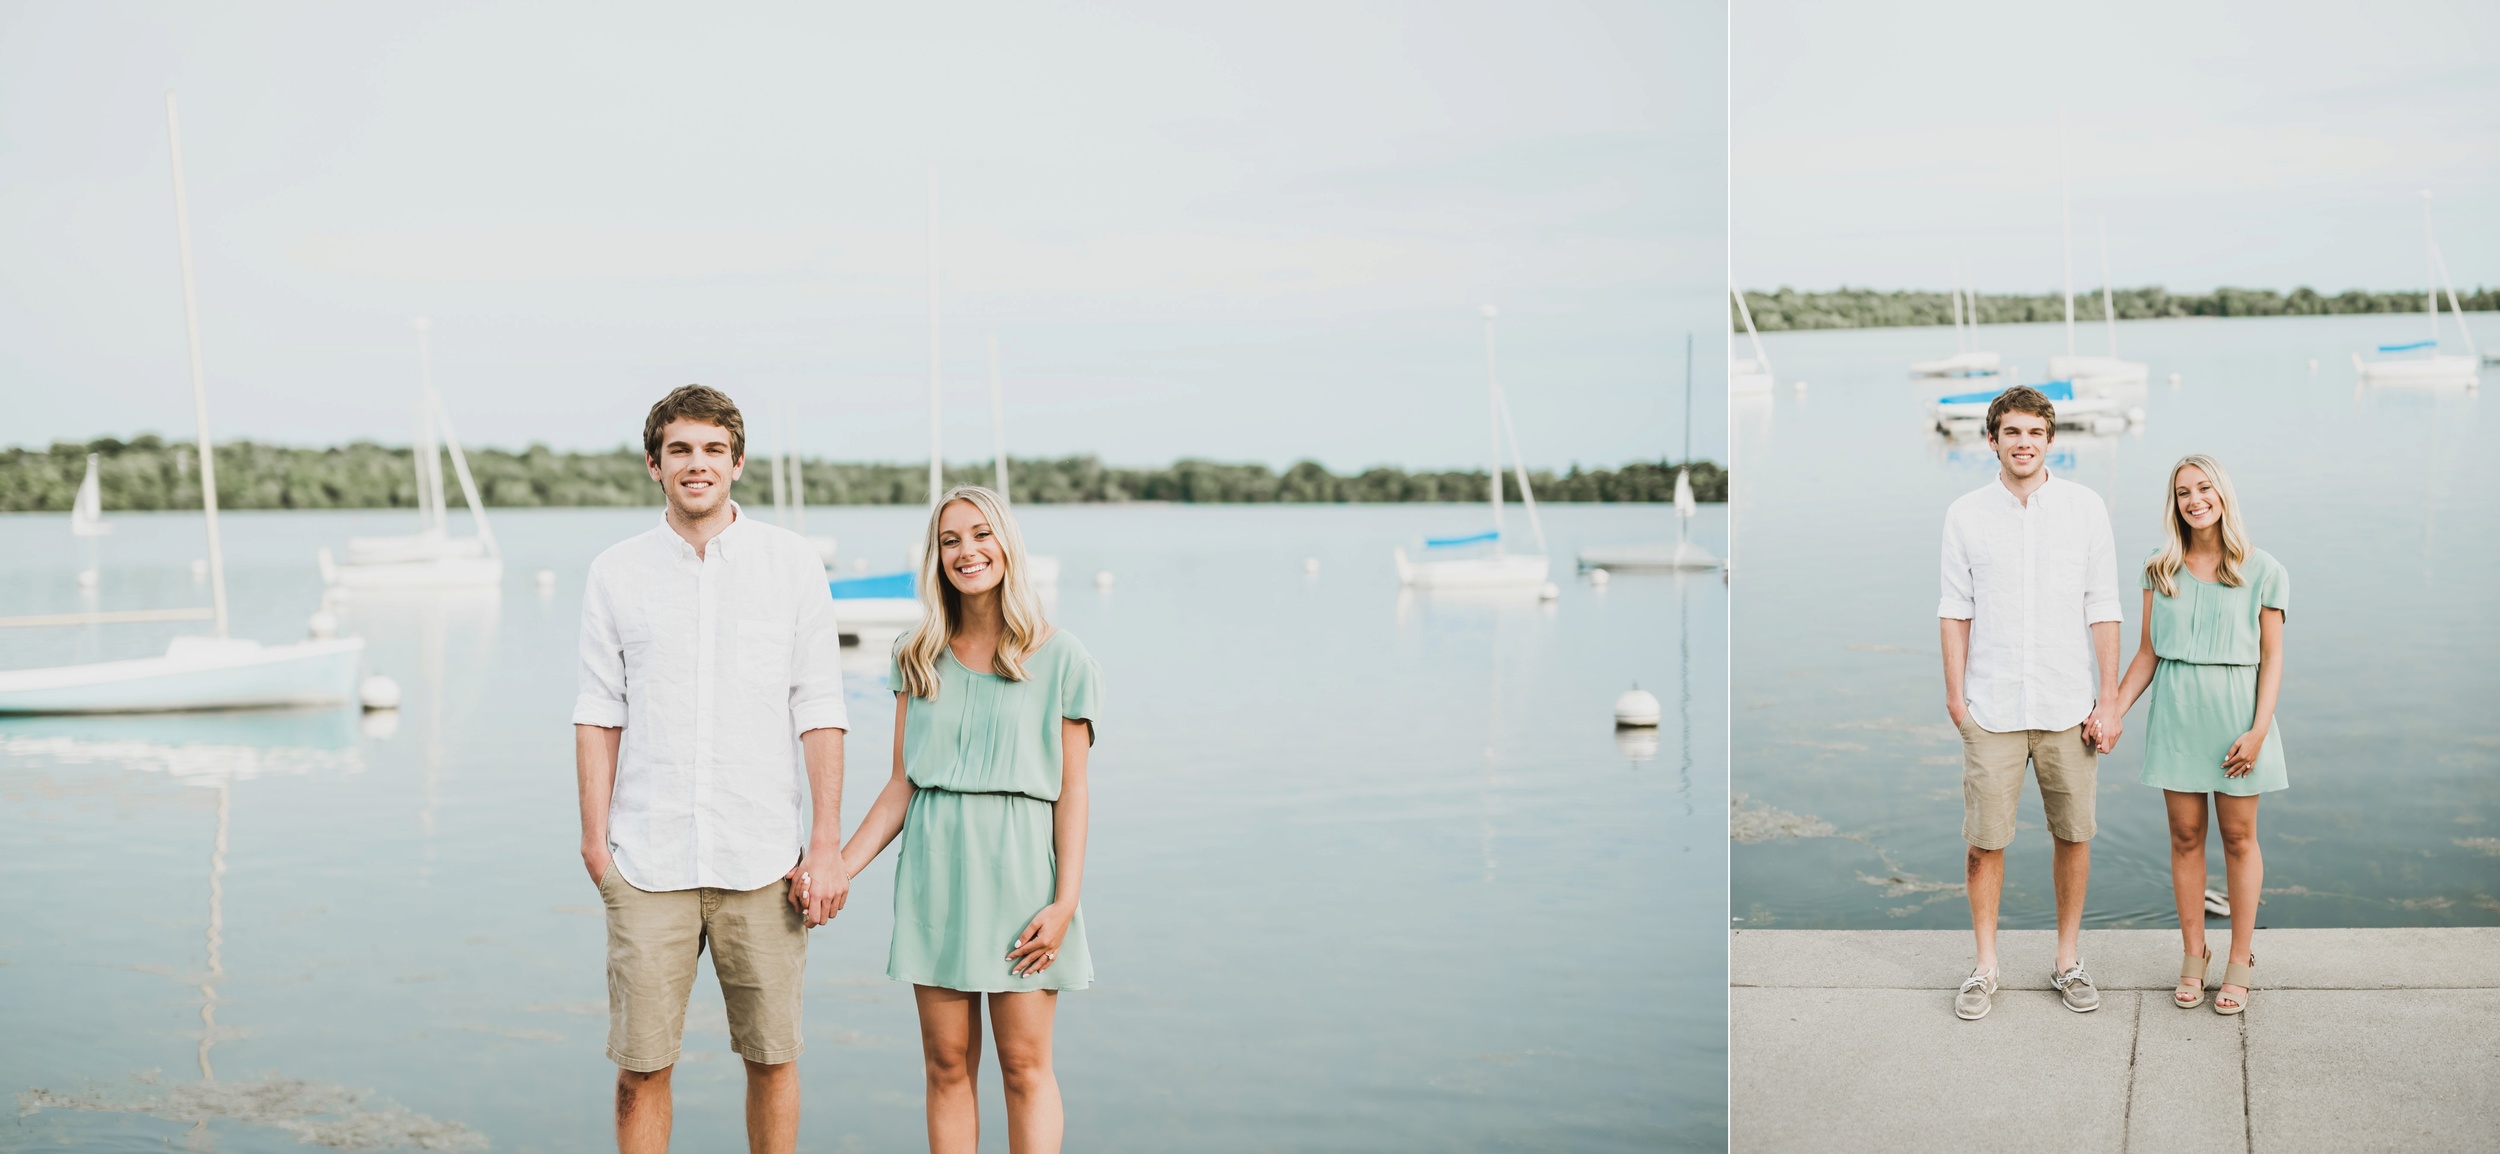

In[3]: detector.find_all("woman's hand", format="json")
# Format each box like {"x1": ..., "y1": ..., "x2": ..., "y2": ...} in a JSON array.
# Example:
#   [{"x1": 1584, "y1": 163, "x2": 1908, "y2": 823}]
[
  {"x1": 2222, "y1": 729, "x2": 2265, "y2": 777},
  {"x1": 1008, "y1": 902, "x2": 1075, "y2": 977}
]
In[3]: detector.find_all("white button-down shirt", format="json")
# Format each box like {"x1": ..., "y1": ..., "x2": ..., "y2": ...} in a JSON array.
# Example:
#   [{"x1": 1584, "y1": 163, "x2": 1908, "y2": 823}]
[
  {"x1": 1939, "y1": 472, "x2": 2122, "y2": 733},
  {"x1": 573, "y1": 504, "x2": 848, "y2": 893}
]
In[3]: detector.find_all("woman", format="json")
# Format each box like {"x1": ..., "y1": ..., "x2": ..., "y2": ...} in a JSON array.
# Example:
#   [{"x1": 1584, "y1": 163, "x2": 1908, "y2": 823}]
[
  {"x1": 2111, "y1": 454, "x2": 2287, "y2": 1016},
  {"x1": 839, "y1": 485, "x2": 1099, "y2": 1153}
]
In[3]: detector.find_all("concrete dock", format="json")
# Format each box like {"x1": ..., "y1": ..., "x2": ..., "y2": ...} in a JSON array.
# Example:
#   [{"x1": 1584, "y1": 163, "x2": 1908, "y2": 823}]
[{"x1": 1732, "y1": 928, "x2": 2499, "y2": 1153}]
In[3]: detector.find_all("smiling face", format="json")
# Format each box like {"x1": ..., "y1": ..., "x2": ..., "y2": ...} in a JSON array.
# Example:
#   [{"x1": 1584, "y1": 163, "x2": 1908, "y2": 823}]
[
  {"x1": 1987, "y1": 410, "x2": 2054, "y2": 480},
  {"x1": 2173, "y1": 464, "x2": 2222, "y2": 534},
  {"x1": 645, "y1": 418, "x2": 743, "y2": 520},
  {"x1": 936, "y1": 498, "x2": 1006, "y2": 596}
]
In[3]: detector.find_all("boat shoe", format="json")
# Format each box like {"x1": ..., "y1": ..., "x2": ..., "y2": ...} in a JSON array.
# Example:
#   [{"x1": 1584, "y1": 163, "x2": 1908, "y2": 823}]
[
  {"x1": 2052, "y1": 961, "x2": 2100, "y2": 1013},
  {"x1": 1955, "y1": 969, "x2": 2000, "y2": 1020}
]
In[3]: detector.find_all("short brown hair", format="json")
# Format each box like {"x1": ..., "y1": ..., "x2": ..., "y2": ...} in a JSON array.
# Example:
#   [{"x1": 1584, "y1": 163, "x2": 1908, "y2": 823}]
[
  {"x1": 1984, "y1": 385, "x2": 2057, "y2": 441},
  {"x1": 642, "y1": 385, "x2": 745, "y2": 464}
]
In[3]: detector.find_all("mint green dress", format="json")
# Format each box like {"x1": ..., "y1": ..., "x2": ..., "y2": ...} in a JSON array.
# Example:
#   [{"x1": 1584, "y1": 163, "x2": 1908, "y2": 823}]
[
  {"x1": 887, "y1": 632, "x2": 1101, "y2": 992},
  {"x1": 2139, "y1": 549, "x2": 2289, "y2": 795}
]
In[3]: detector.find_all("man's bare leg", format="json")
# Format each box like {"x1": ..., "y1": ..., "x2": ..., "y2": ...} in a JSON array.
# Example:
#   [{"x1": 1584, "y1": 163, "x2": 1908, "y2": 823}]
[
  {"x1": 744, "y1": 1058, "x2": 798, "y2": 1154},
  {"x1": 1967, "y1": 844, "x2": 2004, "y2": 975},
  {"x1": 990, "y1": 990, "x2": 1063, "y2": 1154},
  {"x1": 2051, "y1": 836, "x2": 2091, "y2": 971},
  {"x1": 917, "y1": 985, "x2": 985, "y2": 1154},
  {"x1": 618, "y1": 1067, "x2": 672, "y2": 1154}
]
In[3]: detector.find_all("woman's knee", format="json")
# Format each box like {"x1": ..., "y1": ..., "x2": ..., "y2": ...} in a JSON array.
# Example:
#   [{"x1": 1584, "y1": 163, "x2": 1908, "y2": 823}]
[
  {"x1": 2167, "y1": 820, "x2": 2206, "y2": 856},
  {"x1": 921, "y1": 1041, "x2": 977, "y2": 1087},
  {"x1": 2218, "y1": 821, "x2": 2259, "y2": 856},
  {"x1": 996, "y1": 1044, "x2": 1054, "y2": 1095}
]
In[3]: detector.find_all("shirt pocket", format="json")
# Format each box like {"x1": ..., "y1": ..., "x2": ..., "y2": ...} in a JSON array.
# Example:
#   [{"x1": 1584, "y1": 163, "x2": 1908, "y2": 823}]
[{"x1": 737, "y1": 617, "x2": 793, "y2": 700}]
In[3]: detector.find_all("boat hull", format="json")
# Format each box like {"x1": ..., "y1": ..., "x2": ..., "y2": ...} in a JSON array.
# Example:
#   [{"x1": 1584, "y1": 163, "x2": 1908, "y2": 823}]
[
  {"x1": 0, "y1": 637, "x2": 366, "y2": 714},
  {"x1": 325, "y1": 553, "x2": 505, "y2": 589},
  {"x1": 2358, "y1": 355, "x2": 2479, "y2": 388},
  {"x1": 1394, "y1": 549, "x2": 1552, "y2": 589},
  {"x1": 1577, "y1": 542, "x2": 1720, "y2": 571}
]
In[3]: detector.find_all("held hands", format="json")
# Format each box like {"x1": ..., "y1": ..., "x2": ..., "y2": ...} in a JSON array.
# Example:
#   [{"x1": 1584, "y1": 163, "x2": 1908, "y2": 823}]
[
  {"x1": 2222, "y1": 729, "x2": 2264, "y2": 777},
  {"x1": 1008, "y1": 902, "x2": 1075, "y2": 977},
  {"x1": 787, "y1": 840, "x2": 850, "y2": 928},
  {"x1": 2085, "y1": 706, "x2": 2124, "y2": 754}
]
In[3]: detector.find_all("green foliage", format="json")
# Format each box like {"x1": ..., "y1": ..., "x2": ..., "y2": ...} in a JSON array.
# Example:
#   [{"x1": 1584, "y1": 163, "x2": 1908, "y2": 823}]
[
  {"x1": 1735, "y1": 285, "x2": 2500, "y2": 332},
  {"x1": 0, "y1": 438, "x2": 1726, "y2": 512}
]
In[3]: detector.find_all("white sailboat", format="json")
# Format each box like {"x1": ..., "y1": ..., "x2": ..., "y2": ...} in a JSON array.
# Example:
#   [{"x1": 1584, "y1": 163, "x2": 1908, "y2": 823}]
[
  {"x1": 321, "y1": 319, "x2": 503, "y2": 589},
  {"x1": 1396, "y1": 305, "x2": 1551, "y2": 590},
  {"x1": 1910, "y1": 262, "x2": 2006, "y2": 380},
  {"x1": 70, "y1": 455, "x2": 112, "y2": 536},
  {"x1": 0, "y1": 94, "x2": 363, "y2": 714},
  {"x1": 1579, "y1": 334, "x2": 1719, "y2": 572},
  {"x1": 2355, "y1": 193, "x2": 2480, "y2": 389},
  {"x1": 767, "y1": 398, "x2": 840, "y2": 565},
  {"x1": 2048, "y1": 215, "x2": 2149, "y2": 391},
  {"x1": 1729, "y1": 287, "x2": 1775, "y2": 394}
]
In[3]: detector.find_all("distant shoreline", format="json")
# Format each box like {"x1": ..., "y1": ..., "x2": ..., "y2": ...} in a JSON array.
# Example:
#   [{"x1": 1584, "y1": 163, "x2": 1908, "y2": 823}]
[
  {"x1": 1737, "y1": 285, "x2": 2497, "y2": 332},
  {"x1": 0, "y1": 439, "x2": 1726, "y2": 512}
]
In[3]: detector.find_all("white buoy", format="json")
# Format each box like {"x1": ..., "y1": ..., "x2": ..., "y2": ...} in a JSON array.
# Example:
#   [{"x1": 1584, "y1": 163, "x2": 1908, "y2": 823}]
[
  {"x1": 853, "y1": 558, "x2": 869, "y2": 575},
  {"x1": 360, "y1": 675, "x2": 402, "y2": 711},
  {"x1": 535, "y1": 568, "x2": 557, "y2": 592},
  {"x1": 190, "y1": 558, "x2": 208, "y2": 581},
  {"x1": 1094, "y1": 569, "x2": 1116, "y2": 590},
  {"x1": 1614, "y1": 683, "x2": 1662, "y2": 728},
  {"x1": 2307, "y1": 358, "x2": 2319, "y2": 372},
  {"x1": 1792, "y1": 380, "x2": 1808, "y2": 393},
  {"x1": 360, "y1": 709, "x2": 401, "y2": 740},
  {"x1": 2168, "y1": 372, "x2": 2182, "y2": 388},
  {"x1": 1303, "y1": 557, "x2": 1320, "y2": 574},
  {"x1": 1538, "y1": 582, "x2": 1559, "y2": 601},
  {"x1": 2126, "y1": 406, "x2": 2147, "y2": 424},
  {"x1": 77, "y1": 567, "x2": 100, "y2": 589},
  {"x1": 307, "y1": 610, "x2": 338, "y2": 639},
  {"x1": 1588, "y1": 568, "x2": 1611, "y2": 587}
]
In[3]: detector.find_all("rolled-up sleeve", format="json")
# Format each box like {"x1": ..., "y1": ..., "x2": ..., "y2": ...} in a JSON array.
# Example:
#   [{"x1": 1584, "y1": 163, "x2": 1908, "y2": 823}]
[
  {"x1": 2083, "y1": 497, "x2": 2123, "y2": 624},
  {"x1": 1938, "y1": 507, "x2": 1975, "y2": 619},
  {"x1": 572, "y1": 564, "x2": 629, "y2": 728},
  {"x1": 788, "y1": 548, "x2": 849, "y2": 735}
]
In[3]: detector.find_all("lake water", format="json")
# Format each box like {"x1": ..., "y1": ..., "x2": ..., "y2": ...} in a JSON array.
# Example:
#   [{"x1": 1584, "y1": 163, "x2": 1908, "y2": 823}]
[
  {"x1": 0, "y1": 500, "x2": 1725, "y2": 1151},
  {"x1": 1732, "y1": 312, "x2": 2499, "y2": 931}
]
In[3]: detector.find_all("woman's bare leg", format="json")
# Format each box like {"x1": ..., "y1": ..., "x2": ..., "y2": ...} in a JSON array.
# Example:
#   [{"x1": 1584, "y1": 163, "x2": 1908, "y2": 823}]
[
  {"x1": 2215, "y1": 793, "x2": 2263, "y2": 1007},
  {"x1": 916, "y1": 986, "x2": 984, "y2": 1154},
  {"x1": 989, "y1": 990, "x2": 1062, "y2": 1154},
  {"x1": 2164, "y1": 790, "x2": 2211, "y2": 973}
]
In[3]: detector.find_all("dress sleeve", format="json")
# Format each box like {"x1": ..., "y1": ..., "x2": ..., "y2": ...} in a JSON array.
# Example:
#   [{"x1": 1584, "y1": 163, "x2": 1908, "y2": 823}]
[
  {"x1": 2139, "y1": 552, "x2": 2157, "y2": 590},
  {"x1": 1060, "y1": 648, "x2": 1103, "y2": 729},
  {"x1": 886, "y1": 639, "x2": 907, "y2": 696},
  {"x1": 2257, "y1": 553, "x2": 2289, "y2": 616}
]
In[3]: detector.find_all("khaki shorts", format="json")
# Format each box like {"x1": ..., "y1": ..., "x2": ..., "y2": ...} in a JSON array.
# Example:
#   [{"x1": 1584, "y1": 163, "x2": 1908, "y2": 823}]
[
  {"x1": 597, "y1": 868, "x2": 807, "y2": 1072},
  {"x1": 1958, "y1": 719, "x2": 2097, "y2": 850}
]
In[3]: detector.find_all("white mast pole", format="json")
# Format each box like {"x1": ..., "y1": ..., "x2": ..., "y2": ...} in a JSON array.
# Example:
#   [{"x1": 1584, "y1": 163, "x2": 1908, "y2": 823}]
[
  {"x1": 2423, "y1": 191, "x2": 2439, "y2": 342},
  {"x1": 927, "y1": 165, "x2": 944, "y2": 509},
  {"x1": 415, "y1": 318, "x2": 446, "y2": 533},
  {"x1": 988, "y1": 335, "x2": 1010, "y2": 500},
  {"x1": 165, "y1": 93, "x2": 228, "y2": 639},
  {"x1": 2060, "y1": 108, "x2": 2076, "y2": 360},
  {"x1": 771, "y1": 397, "x2": 788, "y2": 525},
  {"x1": 1482, "y1": 304, "x2": 1504, "y2": 548},
  {"x1": 2098, "y1": 217, "x2": 2118, "y2": 357},
  {"x1": 1951, "y1": 259, "x2": 1965, "y2": 353}
]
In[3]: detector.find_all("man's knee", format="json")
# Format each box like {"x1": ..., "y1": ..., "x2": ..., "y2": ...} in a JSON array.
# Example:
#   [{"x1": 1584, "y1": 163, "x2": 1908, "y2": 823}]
[
  {"x1": 618, "y1": 1065, "x2": 672, "y2": 1117},
  {"x1": 1965, "y1": 844, "x2": 2002, "y2": 876},
  {"x1": 744, "y1": 1057, "x2": 795, "y2": 1082}
]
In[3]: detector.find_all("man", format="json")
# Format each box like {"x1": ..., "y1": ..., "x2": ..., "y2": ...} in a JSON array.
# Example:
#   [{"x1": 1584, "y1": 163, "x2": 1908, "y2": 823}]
[
  {"x1": 1938, "y1": 385, "x2": 2122, "y2": 1021},
  {"x1": 573, "y1": 385, "x2": 848, "y2": 1152}
]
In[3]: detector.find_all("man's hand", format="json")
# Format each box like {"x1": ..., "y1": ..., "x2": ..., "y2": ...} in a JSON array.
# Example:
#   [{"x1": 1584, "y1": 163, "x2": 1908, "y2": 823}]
[
  {"x1": 2089, "y1": 706, "x2": 2124, "y2": 754},
  {"x1": 787, "y1": 841, "x2": 849, "y2": 928},
  {"x1": 582, "y1": 839, "x2": 613, "y2": 887},
  {"x1": 1946, "y1": 700, "x2": 1970, "y2": 730}
]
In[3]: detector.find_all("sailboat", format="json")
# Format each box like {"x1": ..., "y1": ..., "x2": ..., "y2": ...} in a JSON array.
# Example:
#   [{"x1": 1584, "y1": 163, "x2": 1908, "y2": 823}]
[
  {"x1": 1579, "y1": 334, "x2": 1719, "y2": 572},
  {"x1": 1729, "y1": 287, "x2": 1775, "y2": 394},
  {"x1": 1395, "y1": 305, "x2": 1551, "y2": 590},
  {"x1": 765, "y1": 398, "x2": 840, "y2": 565},
  {"x1": 828, "y1": 171, "x2": 944, "y2": 642},
  {"x1": 70, "y1": 455, "x2": 112, "y2": 537},
  {"x1": 1909, "y1": 263, "x2": 2005, "y2": 380},
  {"x1": 2355, "y1": 193, "x2": 2481, "y2": 388},
  {"x1": 0, "y1": 94, "x2": 364, "y2": 714},
  {"x1": 2048, "y1": 216, "x2": 2150, "y2": 391},
  {"x1": 319, "y1": 320, "x2": 503, "y2": 589}
]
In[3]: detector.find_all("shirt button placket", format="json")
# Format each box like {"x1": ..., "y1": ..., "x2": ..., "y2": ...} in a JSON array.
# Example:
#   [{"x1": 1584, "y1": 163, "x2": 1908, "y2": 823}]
[{"x1": 693, "y1": 545, "x2": 717, "y2": 889}]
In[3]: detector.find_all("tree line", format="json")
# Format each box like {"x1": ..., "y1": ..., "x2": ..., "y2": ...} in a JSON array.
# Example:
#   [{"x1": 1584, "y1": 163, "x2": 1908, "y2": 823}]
[
  {"x1": 1736, "y1": 285, "x2": 2499, "y2": 332},
  {"x1": 0, "y1": 434, "x2": 1726, "y2": 512}
]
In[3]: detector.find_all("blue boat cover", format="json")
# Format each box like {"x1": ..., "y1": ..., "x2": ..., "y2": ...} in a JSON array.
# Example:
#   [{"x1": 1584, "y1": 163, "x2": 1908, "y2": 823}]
[
  {"x1": 829, "y1": 571, "x2": 915, "y2": 599},
  {"x1": 1935, "y1": 380, "x2": 2074, "y2": 406},
  {"x1": 2377, "y1": 340, "x2": 2437, "y2": 352},
  {"x1": 1425, "y1": 530, "x2": 1500, "y2": 548}
]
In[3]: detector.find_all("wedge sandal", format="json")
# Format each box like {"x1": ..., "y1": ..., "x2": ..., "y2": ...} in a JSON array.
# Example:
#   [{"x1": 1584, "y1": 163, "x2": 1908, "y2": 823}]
[
  {"x1": 2213, "y1": 955, "x2": 2255, "y2": 1016},
  {"x1": 2174, "y1": 946, "x2": 2212, "y2": 1009}
]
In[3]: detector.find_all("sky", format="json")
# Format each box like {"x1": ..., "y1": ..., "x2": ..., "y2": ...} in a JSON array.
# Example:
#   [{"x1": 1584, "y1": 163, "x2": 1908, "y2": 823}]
[
  {"x1": 0, "y1": 1, "x2": 1728, "y2": 471},
  {"x1": 1733, "y1": 0, "x2": 2500, "y2": 297}
]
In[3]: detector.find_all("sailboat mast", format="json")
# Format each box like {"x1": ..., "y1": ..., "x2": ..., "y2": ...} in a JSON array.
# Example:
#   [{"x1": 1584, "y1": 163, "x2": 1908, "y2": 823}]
[
  {"x1": 2098, "y1": 218, "x2": 2118, "y2": 357},
  {"x1": 1482, "y1": 305, "x2": 1504, "y2": 546},
  {"x1": 989, "y1": 335, "x2": 1010, "y2": 500},
  {"x1": 771, "y1": 397, "x2": 788, "y2": 525},
  {"x1": 2060, "y1": 109, "x2": 2076, "y2": 360},
  {"x1": 927, "y1": 166, "x2": 944, "y2": 508},
  {"x1": 414, "y1": 318, "x2": 446, "y2": 533},
  {"x1": 165, "y1": 93, "x2": 228, "y2": 639},
  {"x1": 2422, "y1": 191, "x2": 2439, "y2": 342}
]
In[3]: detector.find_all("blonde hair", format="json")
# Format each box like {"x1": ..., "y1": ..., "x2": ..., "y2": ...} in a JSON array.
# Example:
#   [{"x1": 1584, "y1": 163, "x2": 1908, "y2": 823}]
[
  {"x1": 2144, "y1": 453, "x2": 2251, "y2": 597},
  {"x1": 894, "y1": 485, "x2": 1049, "y2": 699}
]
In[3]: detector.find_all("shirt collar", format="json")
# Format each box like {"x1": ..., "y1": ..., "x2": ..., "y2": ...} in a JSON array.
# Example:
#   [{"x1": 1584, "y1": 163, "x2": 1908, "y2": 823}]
[
  {"x1": 1994, "y1": 468, "x2": 2055, "y2": 508},
  {"x1": 659, "y1": 500, "x2": 744, "y2": 560}
]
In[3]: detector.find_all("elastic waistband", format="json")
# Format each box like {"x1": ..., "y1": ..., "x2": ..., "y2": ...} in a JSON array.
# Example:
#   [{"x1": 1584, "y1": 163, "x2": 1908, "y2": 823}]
[{"x1": 914, "y1": 784, "x2": 1044, "y2": 800}]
